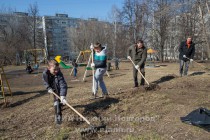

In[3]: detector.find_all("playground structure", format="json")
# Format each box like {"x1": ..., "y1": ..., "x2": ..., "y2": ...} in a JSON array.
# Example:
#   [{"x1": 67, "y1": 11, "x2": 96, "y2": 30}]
[
  {"x1": 70, "y1": 50, "x2": 91, "y2": 76},
  {"x1": 69, "y1": 50, "x2": 110, "y2": 81},
  {"x1": 24, "y1": 49, "x2": 47, "y2": 65},
  {"x1": 0, "y1": 66, "x2": 12, "y2": 105},
  {"x1": 81, "y1": 50, "x2": 110, "y2": 81},
  {"x1": 55, "y1": 56, "x2": 73, "y2": 69},
  {"x1": 77, "y1": 50, "x2": 92, "y2": 64},
  {"x1": 24, "y1": 49, "x2": 47, "y2": 75}
]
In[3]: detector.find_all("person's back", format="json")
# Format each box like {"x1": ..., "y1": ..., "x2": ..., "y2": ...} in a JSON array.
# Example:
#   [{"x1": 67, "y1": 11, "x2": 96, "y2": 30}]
[
  {"x1": 26, "y1": 64, "x2": 33, "y2": 74},
  {"x1": 115, "y1": 58, "x2": 119, "y2": 70},
  {"x1": 72, "y1": 59, "x2": 78, "y2": 78}
]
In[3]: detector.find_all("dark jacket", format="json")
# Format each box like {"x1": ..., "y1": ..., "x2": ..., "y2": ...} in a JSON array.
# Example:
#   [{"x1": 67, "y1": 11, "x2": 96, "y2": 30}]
[
  {"x1": 94, "y1": 47, "x2": 107, "y2": 69},
  {"x1": 42, "y1": 69, "x2": 67, "y2": 96},
  {"x1": 179, "y1": 41, "x2": 195, "y2": 61},
  {"x1": 72, "y1": 61, "x2": 78, "y2": 68},
  {"x1": 127, "y1": 44, "x2": 147, "y2": 66}
]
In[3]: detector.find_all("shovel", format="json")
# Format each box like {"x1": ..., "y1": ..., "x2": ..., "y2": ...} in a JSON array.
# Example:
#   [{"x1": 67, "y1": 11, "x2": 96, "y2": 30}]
[
  {"x1": 128, "y1": 57, "x2": 159, "y2": 90},
  {"x1": 51, "y1": 91, "x2": 106, "y2": 135}
]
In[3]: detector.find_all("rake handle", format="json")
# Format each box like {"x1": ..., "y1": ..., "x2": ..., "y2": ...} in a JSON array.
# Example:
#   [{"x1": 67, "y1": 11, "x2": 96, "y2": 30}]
[
  {"x1": 128, "y1": 57, "x2": 150, "y2": 86},
  {"x1": 91, "y1": 45, "x2": 96, "y2": 95},
  {"x1": 185, "y1": 56, "x2": 207, "y2": 69},
  {"x1": 51, "y1": 91, "x2": 91, "y2": 125}
]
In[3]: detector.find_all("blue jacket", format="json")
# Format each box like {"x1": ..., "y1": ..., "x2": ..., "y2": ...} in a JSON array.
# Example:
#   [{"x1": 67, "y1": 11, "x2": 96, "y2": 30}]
[
  {"x1": 94, "y1": 47, "x2": 107, "y2": 69},
  {"x1": 42, "y1": 69, "x2": 67, "y2": 96}
]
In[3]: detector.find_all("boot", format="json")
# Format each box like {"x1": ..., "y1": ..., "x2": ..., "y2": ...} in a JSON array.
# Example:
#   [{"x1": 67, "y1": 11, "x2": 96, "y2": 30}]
[
  {"x1": 140, "y1": 72, "x2": 145, "y2": 86},
  {"x1": 54, "y1": 101, "x2": 62, "y2": 124}
]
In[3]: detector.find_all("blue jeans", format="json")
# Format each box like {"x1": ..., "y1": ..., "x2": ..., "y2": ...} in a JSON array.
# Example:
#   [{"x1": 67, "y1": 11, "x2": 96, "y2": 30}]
[
  {"x1": 73, "y1": 68, "x2": 77, "y2": 77},
  {"x1": 180, "y1": 60, "x2": 190, "y2": 76},
  {"x1": 92, "y1": 68, "x2": 108, "y2": 95}
]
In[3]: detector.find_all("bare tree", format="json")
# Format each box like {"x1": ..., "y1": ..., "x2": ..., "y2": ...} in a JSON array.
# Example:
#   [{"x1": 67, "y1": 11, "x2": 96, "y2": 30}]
[
  {"x1": 0, "y1": 10, "x2": 31, "y2": 65},
  {"x1": 70, "y1": 19, "x2": 113, "y2": 57},
  {"x1": 27, "y1": 2, "x2": 39, "y2": 63}
]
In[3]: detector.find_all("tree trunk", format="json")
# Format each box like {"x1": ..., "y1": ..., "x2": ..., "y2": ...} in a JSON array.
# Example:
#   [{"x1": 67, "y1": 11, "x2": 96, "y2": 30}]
[{"x1": 161, "y1": 44, "x2": 164, "y2": 62}]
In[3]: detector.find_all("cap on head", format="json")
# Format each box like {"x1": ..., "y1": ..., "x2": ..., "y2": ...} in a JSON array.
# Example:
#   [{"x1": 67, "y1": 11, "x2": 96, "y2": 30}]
[{"x1": 94, "y1": 42, "x2": 102, "y2": 48}]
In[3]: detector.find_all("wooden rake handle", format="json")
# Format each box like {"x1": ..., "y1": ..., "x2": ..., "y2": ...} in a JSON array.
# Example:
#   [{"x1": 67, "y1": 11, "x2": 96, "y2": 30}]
[
  {"x1": 128, "y1": 57, "x2": 150, "y2": 86},
  {"x1": 91, "y1": 43, "x2": 96, "y2": 95},
  {"x1": 51, "y1": 91, "x2": 91, "y2": 125},
  {"x1": 185, "y1": 56, "x2": 208, "y2": 69}
]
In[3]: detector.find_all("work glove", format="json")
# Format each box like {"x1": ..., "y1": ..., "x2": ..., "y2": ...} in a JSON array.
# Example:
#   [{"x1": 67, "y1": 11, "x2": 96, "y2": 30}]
[
  {"x1": 183, "y1": 55, "x2": 186, "y2": 58},
  {"x1": 48, "y1": 88, "x2": 54, "y2": 94},
  {"x1": 90, "y1": 43, "x2": 94, "y2": 50},
  {"x1": 127, "y1": 56, "x2": 131, "y2": 60},
  {"x1": 60, "y1": 96, "x2": 67, "y2": 105},
  {"x1": 135, "y1": 65, "x2": 139, "y2": 70},
  {"x1": 190, "y1": 59, "x2": 193, "y2": 62},
  {"x1": 91, "y1": 63, "x2": 95, "y2": 68}
]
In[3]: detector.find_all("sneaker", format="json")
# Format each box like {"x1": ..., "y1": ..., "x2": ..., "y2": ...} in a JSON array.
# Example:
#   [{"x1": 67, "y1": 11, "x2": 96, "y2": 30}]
[
  {"x1": 90, "y1": 93, "x2": 98, "y2": 99},
  {"x1": 103, "y1": 94, "x2": 110, "y2": 99}
]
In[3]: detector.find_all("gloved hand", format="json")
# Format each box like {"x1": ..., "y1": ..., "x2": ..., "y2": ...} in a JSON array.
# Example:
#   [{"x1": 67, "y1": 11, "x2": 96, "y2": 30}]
[
  {"x1": 183, "y1": 55, "x2": 186, "y2": 58},
  {"x1": 135, "y1": 65, "x2": 139, "y2": 70},
  {"x1": 90, "y1": 43, "x2": 94, "y2": 50},
  {"x1": 91, "y1": 63, "x2": 95, "y2": 68},
  {"x1": 127, "y1": 56, "x2": 131, "y2": 60},
  {"x1": 60, "y1": 96, "x2": 67, "y2": 105},
  {"x1": 48, "y1": 88, "x2": 54, "y2": 94},
  {"x1": 190, "y1": 59, "x2": 193, "y2": 62}
]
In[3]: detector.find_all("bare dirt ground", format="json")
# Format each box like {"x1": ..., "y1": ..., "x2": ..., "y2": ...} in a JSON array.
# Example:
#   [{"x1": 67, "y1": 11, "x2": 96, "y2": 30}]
[{"x1": 1, "y1": 61, "x2": 210, "y2": 140}]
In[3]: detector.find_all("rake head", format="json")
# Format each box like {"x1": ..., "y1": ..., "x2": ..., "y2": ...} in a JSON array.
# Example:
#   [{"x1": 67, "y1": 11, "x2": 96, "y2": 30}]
[
  {"x1": 80, "y1": 124, "x2": 106, "y2": 136},
  {"x1": 145, "y1": 83, "x2": 160, "y2": 91}
]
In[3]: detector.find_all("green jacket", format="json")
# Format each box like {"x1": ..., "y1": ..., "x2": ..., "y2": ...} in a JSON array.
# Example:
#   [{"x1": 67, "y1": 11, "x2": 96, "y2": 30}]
[{"x1": 127, "y1": 44, "x2": 147, "y2": 66}]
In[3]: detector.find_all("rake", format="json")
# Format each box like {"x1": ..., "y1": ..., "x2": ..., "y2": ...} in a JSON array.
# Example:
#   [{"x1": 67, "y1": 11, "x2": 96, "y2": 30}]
[
  {"x1": 184, "y1": 56, "x2": 210, "y2": 71},
  {"x1": 51, "y1": 91, "x2": 106, "y2": 135},
  {"x1": 128, "y1": 57, "x2": 159, "y2": 90}
]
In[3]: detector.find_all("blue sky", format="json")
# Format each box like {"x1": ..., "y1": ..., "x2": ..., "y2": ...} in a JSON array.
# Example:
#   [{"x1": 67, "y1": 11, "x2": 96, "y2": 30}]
[{"x1": 0, "y1": 0, "x2": 124, "y2": 20}]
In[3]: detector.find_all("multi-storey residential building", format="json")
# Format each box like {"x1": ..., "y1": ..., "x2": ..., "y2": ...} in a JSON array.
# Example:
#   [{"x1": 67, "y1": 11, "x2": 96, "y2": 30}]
[
  {"x1": 43, "y1": 14, "x2": 82, "y2": 60},
  {"x1": 0, "y1": 12, "x2": 115, "y2": 61}
]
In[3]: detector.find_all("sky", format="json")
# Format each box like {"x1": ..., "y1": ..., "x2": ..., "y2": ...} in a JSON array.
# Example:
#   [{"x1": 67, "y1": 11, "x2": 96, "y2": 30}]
[{"x1": 0, "y1": 0, "x2": 124, "y2": 21}]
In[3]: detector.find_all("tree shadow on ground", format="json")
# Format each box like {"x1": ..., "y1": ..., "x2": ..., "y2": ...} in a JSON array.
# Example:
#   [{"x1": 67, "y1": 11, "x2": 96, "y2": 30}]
[
  {"x1": 189, "y1": 72, "x2": 205, "y2": 76},
  {"x1": 152, "y1": 74, "x2": 178, "y2": 85},
  {"x1": 8, "y1": 90, "x2": 48, "y2": 107}
]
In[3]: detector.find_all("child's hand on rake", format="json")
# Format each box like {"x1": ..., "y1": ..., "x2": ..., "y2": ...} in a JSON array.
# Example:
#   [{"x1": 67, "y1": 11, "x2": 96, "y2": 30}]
[
  {"x1": 60, "y1": 96, "x2": 67, "y2": 105},
  {"x1": 127, "y1": 56, "x2": 131, "y2": 60},
  {"x1": 48, "y1": 88, "x2": 54, "y2": 94},
  {"x1": 91, "y1": 63, "x2": 95, "y2": 68},
  {"x1": 135, "y1": 65, "x2": 139, "y2": 70},
  {"x1": 90, "y1": 43, "x2": 94, "y2": 50}
]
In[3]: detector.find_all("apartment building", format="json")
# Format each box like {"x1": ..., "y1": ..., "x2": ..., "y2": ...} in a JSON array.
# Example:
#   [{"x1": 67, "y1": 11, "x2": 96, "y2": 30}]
[{"x1": 43, "y1": 14, "x2": 82, "y2": 60}]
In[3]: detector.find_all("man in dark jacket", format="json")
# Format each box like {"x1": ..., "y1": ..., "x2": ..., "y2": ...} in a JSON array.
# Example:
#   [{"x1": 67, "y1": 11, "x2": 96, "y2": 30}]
[
  {"x1": 179, "y1": 37, "x2": 195, "y2": 76},
  {"x1": 42, "y1": 60, "x2": 68, "y2": 124},
  {"x1": 127, "y1": 40, "x2": 147, "y2": 87}
]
